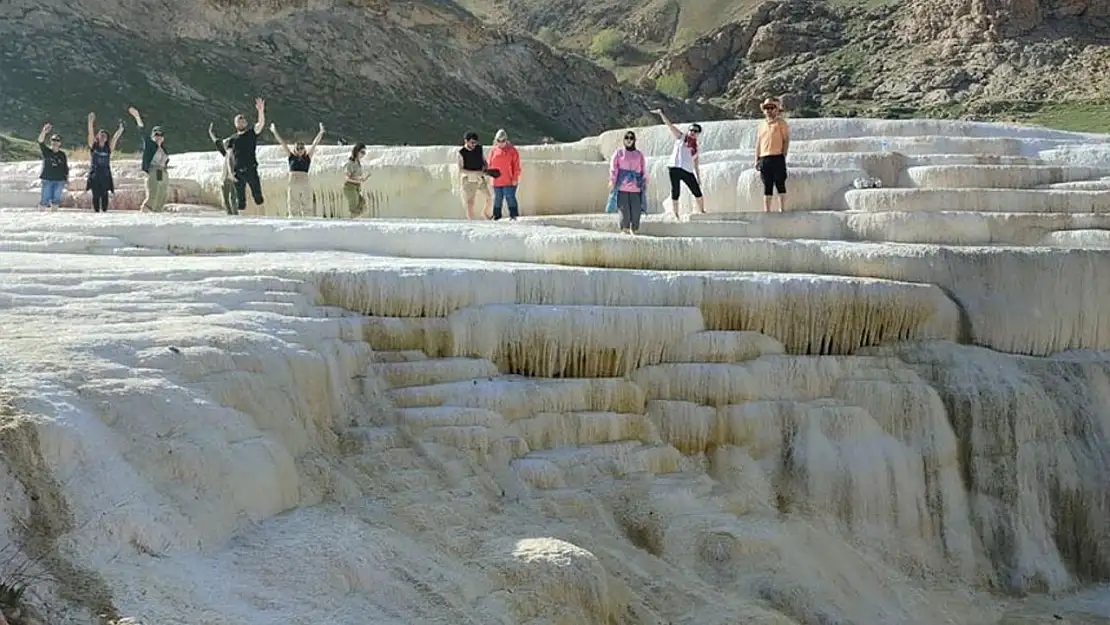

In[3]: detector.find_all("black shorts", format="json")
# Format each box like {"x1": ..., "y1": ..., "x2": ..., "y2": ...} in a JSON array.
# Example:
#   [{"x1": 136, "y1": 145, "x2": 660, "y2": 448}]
[
  {"x1": 668, "y1": 167, "x2": 703, "y2": 200},
  {"x1": 759, "y1": 154, "x2": 787, "y2": 195}
]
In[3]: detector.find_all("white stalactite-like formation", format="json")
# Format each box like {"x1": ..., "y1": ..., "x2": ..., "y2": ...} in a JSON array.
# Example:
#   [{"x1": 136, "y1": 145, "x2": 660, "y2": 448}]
[{"x1": 1, "y1": 117, "x2": 1110, "y2": 625}]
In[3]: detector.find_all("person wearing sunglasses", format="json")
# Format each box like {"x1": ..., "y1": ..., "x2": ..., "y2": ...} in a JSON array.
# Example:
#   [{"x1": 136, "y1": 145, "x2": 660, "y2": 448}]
[
  {"x1": 606, "y1": 131, "x2": 648, "y2": 234},
  {"x1": 755, "y1": 97, "x2": 790, "y2": 212},
  {"x1": 35, "y1": 122, "x2": 69, "y2": 211},
  {"x1": 649, "y1": 108, "x2": 705, "y2": 219}
]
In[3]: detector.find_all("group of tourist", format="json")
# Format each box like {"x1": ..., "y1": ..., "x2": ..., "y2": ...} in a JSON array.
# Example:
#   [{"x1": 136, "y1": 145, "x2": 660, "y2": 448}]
[
  {"x1": 596, "y1": 98, "x2": 790, "y2": 233},
  {"x1": 31, "y1": 97, "x2": 791, "y2": 225}
]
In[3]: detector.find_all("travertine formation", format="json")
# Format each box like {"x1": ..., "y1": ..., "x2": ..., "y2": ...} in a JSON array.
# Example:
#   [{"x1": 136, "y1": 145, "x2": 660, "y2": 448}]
[{"x1": 0, "y1": 118, "x2": 1108, "y2": 625}]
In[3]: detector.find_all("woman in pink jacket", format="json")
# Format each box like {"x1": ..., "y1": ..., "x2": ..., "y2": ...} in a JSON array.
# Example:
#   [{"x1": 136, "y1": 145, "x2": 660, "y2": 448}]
[
  {"x1": 607, "y1": 131, "x2": 649, "y2": 234},
  {"x1": 486, "y1": 128, "x2": 522, "y2": 220}
]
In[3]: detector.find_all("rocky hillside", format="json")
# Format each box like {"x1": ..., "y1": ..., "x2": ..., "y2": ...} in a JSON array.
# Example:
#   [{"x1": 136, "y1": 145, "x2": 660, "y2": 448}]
[
  {"x1": 472, "y1": 0, "x2": 1110, "y2": 131},
  {"x1": 0, "y1": 0, "x2": 718, "y2": 154}
]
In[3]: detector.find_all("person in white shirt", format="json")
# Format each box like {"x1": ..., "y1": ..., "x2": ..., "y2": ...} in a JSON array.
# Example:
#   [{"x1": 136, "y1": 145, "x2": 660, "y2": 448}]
[{"x1": 650, "y1": 108, "x2": 704, "y2": 218}]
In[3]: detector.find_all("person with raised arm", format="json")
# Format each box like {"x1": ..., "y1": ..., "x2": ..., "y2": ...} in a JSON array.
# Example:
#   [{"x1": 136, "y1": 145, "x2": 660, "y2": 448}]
[
  {"x1": 225, "y1": 97, "x2": 267, "y2": 214},
  {"x1": 649, "y1": 108, "x2": 704, "y2": 219},
  {"x1": 343, "y1": 142, "x2": 370, "y2": 218},
  {"x1": 128, "y1": 106, "x2": 170, "y2": 212},
  {"x1": 270, "y1": 122, "x2": 325, "y2": 217},
  {"x1": 86, "y1": 112, "x2": 124, "y2": 212},
  {"x1": 207, "y1": 122, "x2": 238, "y2": 215},
  {"x1": 35, "y1": 122, "x2": 69, "y2": 211}
]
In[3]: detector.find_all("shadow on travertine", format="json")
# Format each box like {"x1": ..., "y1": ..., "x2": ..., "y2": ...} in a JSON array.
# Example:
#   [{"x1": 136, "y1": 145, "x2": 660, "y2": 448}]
[{"x1": 0, "y1": 117, "x2": 1108, "y2": 625}]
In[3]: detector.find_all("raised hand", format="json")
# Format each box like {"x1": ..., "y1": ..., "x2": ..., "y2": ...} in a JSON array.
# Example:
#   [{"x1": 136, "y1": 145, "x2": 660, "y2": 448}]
[
  {"x1": 41, "y1": 122, "x2": 52, "y2": 132},
  {"x1": 88, "y1": 112, "x2": 95, "y2": 122},
  {"x1": 318, "y1": 122, "x2": 325, "y2": 133},
  {"x1": 269, "y1": 122, "x2": 277, "y2": 133},
  {"x1": 127, "y1": 107, "x2": 140, "y2": 118},
  {"x1": 208, "y1": 122, "x2": 214, "y2": 133},
  {"x1": 255, "y1": 98, "x2": 265, "y2": 112},
  {"x1": 649, "y1": 108, "x2": 663, "y2": 115}
]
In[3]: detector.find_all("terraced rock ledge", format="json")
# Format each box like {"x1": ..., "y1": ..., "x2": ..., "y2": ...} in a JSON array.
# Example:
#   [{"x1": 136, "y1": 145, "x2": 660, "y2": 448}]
[{"x1": 0, "y1": 118, "x2": 1108, "y2": 625}]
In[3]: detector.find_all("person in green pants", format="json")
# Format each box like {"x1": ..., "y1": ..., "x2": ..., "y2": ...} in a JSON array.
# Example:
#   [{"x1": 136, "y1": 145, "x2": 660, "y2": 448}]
[
  {"x1": 128, "y1": 106, "x2": 170, "y2": 212},
  {"x1": 208, "y1": 123, "x2": 238, "y2": 214},
  {"x1": 344, "y1": 142, "x2": 369, "y2": 217}
]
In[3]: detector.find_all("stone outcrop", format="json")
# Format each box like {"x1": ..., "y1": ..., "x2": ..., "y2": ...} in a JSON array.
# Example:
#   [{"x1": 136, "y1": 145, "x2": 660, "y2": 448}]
[{"x1": 635, "y1": 0, "x2": 1110, "y2": 119}]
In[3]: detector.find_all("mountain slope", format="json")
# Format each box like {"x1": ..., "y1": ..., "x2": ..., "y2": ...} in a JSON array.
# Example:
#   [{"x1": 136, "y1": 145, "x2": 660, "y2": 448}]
[
  {"x1": 642, "y1": 0, "x2": 1110, "y2": 126},
  {"x1": 468, "y1": 0, "x2": 1110, "y2": 131},
  {"x1": 0, "y1": 0, "x2": 719, "y2": 153}
]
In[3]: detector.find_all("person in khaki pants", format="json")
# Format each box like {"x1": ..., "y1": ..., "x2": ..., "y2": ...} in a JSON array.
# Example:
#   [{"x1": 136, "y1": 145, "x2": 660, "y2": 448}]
[
  {"x1": 457, "y1": 131, "x2": 491, "y2": 220},
  {"x1": 208, "y1": 123, "x2": 238, "y2": 214},
  {"x1": 128, "y1": 107, "x2": 170, "y2": 212},
  {"x1": 270, "y1": 122, "x2": 325, "y2": 217}
]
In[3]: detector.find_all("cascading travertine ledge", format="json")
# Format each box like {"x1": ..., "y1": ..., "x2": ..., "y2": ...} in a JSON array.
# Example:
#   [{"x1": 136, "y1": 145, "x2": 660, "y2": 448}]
[
  {"x1": 902, "y1": 165, "x2": 1104, "y2": 189},
  {"x1": 319, "y1": 266, "x2": 961, "y2": 356},
  {"x1": 845, "y1": 188, "x2": 1110, "y2": 213},
  {"x1": 1, "y1": 214, "x2": 1103, "y2": 356}
]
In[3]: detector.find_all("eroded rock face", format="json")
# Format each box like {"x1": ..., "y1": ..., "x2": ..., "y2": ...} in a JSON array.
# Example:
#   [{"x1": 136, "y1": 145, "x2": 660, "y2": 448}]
[
  {"x1": 639, "y1": 0, "x2": 1110, "y2": 120},
  {"x1": 900, "y1": 0, "x2": 1110, "y2": 39}
]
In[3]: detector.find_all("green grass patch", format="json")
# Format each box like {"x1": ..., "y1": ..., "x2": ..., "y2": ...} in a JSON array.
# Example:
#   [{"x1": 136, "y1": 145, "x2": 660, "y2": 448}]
[
  {"x1": 655, "y1": 71, "x2": 689, "y2": 99},
  {"x1": 0, "y1": 133, "x2": 38, "y2": 161},
  {"x1": 1003, "y1": 101, "x2": 1110, "y2": 133}
]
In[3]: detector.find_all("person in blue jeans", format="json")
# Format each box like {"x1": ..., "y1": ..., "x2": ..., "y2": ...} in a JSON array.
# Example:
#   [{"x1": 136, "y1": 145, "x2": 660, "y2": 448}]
[
  {"x1": 35, "y1": 122, "x2": 69, "y2": 211},
  {"x1": 486, "y1": 129, "x2": 521, "y2": 220}
]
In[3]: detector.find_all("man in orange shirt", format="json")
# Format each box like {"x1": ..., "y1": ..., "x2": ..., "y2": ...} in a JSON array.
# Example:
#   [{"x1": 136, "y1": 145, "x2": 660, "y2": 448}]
[{"x1": 754, "y1": 97, "x2": 790, "y2": 213}]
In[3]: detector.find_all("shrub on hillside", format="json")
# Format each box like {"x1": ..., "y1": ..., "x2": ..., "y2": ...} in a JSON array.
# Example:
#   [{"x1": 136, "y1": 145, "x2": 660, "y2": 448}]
[
  {"x1": 589, "y1": 29, "x2": 625, "y2": 59},
  {"x1": 535, "y1": 26, "x2": 558, "y2": 47},
  {"x1": 655, "y1": 71, "x2": 688, "y2": 99}
]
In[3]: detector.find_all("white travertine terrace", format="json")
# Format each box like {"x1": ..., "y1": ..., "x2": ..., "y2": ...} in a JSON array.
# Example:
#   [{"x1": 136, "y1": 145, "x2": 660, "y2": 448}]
[{"x1": 0, "y1": 117, "x2": 1109, "y2": 625}]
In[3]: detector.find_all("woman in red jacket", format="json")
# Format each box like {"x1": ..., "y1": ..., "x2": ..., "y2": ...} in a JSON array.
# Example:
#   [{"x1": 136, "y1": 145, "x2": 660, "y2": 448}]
[{"x1": 486, "y1": 128, "x2": 522, "y2": 221}]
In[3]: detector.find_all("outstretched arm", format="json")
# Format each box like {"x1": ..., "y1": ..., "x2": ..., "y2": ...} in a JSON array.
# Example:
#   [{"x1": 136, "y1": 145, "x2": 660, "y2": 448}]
[
  {"x1": 110, "y1": 120, "x2": 124, "y2": 152},
  {"x1": 269, "y1": 123, "x2": 293, "y2": 155},
  {"x1": 86, "y1": 112, "x2": 95, "y2": 148},
  {"x1": 128, "y1": 107, "x2": 144, "y2": 130},
  {"x1": 208, "y1": 122, "x2": 227, "y2": 156},
  {"x1": 307, "y1": 122, "x2": 325, "y2": 157},
  {"x1": 253, "y1": 98, "x2": 266, "y2": 135},
  {"x1": 649, "y1": 108, "x2": 683, "y2": 139}
]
